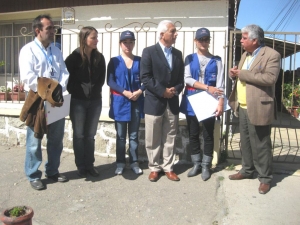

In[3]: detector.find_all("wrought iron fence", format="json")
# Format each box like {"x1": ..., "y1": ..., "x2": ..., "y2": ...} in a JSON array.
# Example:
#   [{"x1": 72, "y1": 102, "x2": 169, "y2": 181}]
[{"x1": 225, "y1": 30, "x2": 300, "y2": 163}]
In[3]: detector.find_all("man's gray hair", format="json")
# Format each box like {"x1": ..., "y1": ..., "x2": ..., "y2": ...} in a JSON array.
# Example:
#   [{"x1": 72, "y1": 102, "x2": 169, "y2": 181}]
[
  {"x1": 157, "y1": 20, "x2": 173, "y2": 41},
  {"x1": 242, "y1": 24, "x2": 265, "y2": 45}
]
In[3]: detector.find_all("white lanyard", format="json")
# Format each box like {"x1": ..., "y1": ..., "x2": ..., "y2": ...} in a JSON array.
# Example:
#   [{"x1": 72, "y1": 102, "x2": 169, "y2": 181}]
[{"x1": 35, "y1": 40, "x2": 54, "y2": 76}]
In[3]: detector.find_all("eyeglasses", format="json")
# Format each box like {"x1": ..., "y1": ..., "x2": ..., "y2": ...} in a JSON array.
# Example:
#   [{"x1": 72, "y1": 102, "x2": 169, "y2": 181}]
[{"x1": 198, "y1": 38, "x2": 210, "y2": 43}]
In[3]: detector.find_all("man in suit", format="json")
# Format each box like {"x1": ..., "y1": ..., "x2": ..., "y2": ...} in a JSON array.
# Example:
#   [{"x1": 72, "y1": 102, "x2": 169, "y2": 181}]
[
  {"x1": 140, "y1": 20, "x2": 184, "y2": 182},
  {"x1": 228, "y1": 24, "x2": 281, "y2": 194}
]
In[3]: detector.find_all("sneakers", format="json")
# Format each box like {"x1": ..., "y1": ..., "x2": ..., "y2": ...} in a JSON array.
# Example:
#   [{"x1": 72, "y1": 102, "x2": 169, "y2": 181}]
[
  {"x1": 115, "y1": 163, "x2": 125, "y2": 175},
  {"x1": 115, "y1": 162, "x2": 143, "y2": 175},
  {"x1": 130, "y1": 162, "x2": 143, "y2": 175},
  {"x1": 115, "y1": 167, "x2": 124, "y2": 175}
]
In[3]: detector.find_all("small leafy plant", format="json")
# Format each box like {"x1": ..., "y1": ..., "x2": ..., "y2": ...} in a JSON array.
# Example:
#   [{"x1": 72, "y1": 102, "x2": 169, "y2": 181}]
[
  {"x1": 226, "y1": 164, "x2": 236, "y2": 171},
  {"x1": 7, "y1": 206, "x2": 26, "y2": 217},
  {"x1": 218, "y1": 176, "x2": 225, "y2": 181},
  {"x1": 0, "y1": 86, "x2": 11, "y2": 92},
  {"x1": 0, "y1": 86, "x2": 6, "y2": 92}
]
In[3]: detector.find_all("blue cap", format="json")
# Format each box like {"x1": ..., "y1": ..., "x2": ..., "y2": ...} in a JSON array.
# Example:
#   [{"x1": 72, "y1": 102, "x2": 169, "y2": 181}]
[
  {"x1": 120, "y1": 30, "x2": 135, "y2": 42},
  {"x1": 195, "y1": 28, "x2": 210, "y2": 39}
]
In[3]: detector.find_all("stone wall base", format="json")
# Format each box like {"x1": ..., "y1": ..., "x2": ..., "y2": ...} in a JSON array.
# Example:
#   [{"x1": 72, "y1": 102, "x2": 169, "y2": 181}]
[{"x1": 0, "y1": 116, "x2": 221, "y2": 165}]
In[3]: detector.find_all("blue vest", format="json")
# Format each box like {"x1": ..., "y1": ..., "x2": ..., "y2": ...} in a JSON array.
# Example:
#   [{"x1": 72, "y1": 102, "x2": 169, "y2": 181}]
[
  {"x1": 109, "y1": 55, "x2": 144, "y2": 121},
  {"x1": 179, "y1": 53, "x2": 221, "y2": 116}
]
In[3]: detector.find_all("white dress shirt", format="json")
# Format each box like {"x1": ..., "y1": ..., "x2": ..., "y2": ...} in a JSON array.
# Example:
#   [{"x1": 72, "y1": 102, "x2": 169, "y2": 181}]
[
  {"x1": 158, "y1": 41, "x2": 172, "y2": 70},
  {"x1": 19, "y1": 38, "x2": 69, "y2": 92}
]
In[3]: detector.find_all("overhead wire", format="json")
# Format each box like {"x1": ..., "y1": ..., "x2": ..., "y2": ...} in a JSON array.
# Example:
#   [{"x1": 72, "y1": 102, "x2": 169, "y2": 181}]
[
  {"x1": 273, "y1": 0, "x2": 297, "y2": 32},
  {"x1": 269, "y1": 0, "x2": 298, "y2": 38},
  {"x1": 280, "y1": 1, "x2": 300, "y2": 32},
  {"x1": 264, "y1": 0, "x2": 282, "y2": 31},
  {"x1": 265, "y1": 0, "x2": 291, "y2": 31}
]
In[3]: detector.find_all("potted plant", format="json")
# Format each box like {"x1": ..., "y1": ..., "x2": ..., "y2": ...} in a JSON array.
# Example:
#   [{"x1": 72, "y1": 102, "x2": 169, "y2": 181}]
[
  {"x1": 0, "y1": 206, "x2": 34, "y2": 225},
  {"x1": 10, "y1": 82, "x2": 25, "y2": 101},
  {"x1": 0, "y1": 86, "x2": 6, "y2": 101},
  {"x1": 0, "y1": 86, "x2": 12, "y2": 101}
]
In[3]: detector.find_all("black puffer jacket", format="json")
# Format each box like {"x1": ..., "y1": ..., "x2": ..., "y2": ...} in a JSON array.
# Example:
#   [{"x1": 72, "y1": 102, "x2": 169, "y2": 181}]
[{"x1": 65, "y1": 48, "x2": 106, "y2": 100}]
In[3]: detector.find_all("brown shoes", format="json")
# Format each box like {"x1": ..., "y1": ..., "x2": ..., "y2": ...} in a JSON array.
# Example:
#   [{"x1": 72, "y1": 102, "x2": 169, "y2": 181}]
[
  {"x1": 228, "y1": 172, "x2": 251, "y2": 180},
  {"x1": 149, "y1": 171, "x2": 180, "y2": 182},
  {"x1": 148, "y1": 171, "x2": 159, "y2": 182},
  {"x1": 229, "y1": 173, "x2": 270, "y2": 194},
  {"x1": 259, "y1": 183, "x2": 270, "y2": 194},
  {"x1": 165, "y1": 171, "x2": 180, "y2": 181}
]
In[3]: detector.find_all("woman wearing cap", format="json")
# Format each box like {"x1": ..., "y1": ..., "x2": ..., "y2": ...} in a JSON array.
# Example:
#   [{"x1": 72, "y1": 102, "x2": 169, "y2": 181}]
[
  {"x1": 65, "y1": 26, "x2": 106, "y2": 178},
  {"x1": 107, "y1": 30, "x2": 145, "y2": 175},
  {"x1": 179, "y1": 27, "x2": 224, "y2": 181}
]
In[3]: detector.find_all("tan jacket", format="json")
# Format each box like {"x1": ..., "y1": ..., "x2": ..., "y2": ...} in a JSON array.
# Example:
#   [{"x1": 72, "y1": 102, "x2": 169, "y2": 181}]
[
  {"x1": 228, "y1": 46, "x2": 281, "y2": 126},
  {"x1": 20, "y1": 77, "x2": 64, "y2": 139}
]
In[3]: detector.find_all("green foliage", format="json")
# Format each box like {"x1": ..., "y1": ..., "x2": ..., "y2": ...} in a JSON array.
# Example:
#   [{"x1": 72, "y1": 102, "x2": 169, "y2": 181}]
[
  {"x1": 283, "y1": 79, "x2": 300, "y2": 107},
  {"x1": 8, "y1": 206, "x2": 26, "y2": 217},
  {"x1": 0, "y1": 86, "x2": 6, "y2": 92},
  {"x1": 226, "y1": 164, "x2": 236, "y2": 171},
  {"x1": 218, "y1": 176, "x2": 225, "y2": 181},
  {"x1": 0, "y1": 61, "x2": 4, "y2": 67},
  {"x1": 0, "y1": 86, "x2": 11, "y2": 92}
]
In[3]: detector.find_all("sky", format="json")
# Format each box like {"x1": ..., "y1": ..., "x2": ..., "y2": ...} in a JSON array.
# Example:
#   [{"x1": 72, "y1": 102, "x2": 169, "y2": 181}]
[
  {"x1": 236, "y1": 0, "x2": 300, "y2": 69},
  {"x1": 237, "y1": 0, "x2": 300, "y2": 32}
]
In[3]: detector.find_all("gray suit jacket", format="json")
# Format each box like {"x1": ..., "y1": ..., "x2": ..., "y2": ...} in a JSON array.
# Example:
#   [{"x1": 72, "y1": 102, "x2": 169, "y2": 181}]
[{"x1": 228, "y1": 46, "x2": 281, "y2": 126}]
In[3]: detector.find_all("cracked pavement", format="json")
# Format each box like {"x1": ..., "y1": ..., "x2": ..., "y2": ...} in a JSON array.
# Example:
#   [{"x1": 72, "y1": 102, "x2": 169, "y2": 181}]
[{"x1": 0, "y1": 145, "x2": 300, "y2": 225}]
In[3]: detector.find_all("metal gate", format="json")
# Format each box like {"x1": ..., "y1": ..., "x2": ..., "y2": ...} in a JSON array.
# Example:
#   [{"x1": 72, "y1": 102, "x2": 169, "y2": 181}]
[
  {"x1": 225, "y1": 30, "x2": 300, "y2": 163},
  {"x1": 0, "y1": 21, "x2": 228, "y2": 108}
]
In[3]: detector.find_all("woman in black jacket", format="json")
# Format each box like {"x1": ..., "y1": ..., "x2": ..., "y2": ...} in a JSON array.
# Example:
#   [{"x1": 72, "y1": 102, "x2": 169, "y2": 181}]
[{"x1": 65, "y1": 26, "x2": 106, "y2": 178}]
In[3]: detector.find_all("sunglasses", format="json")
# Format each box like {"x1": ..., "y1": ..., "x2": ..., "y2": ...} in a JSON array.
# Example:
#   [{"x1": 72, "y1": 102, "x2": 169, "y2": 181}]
[{"x1": 198, "y1": 37, "x2": 210, "y2": 43}]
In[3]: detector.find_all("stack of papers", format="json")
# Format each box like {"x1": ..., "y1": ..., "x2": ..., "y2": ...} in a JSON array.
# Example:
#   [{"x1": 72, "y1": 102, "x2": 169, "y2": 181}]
[
  {"x1": 45, "y1": 94, "x2": 71, "y2": 125},
  {"x1": 187, "y1": 91, "x2": 231, "y2": 122}
]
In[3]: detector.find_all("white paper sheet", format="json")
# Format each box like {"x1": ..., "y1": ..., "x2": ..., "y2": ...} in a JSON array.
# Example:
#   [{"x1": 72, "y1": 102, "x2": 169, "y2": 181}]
[
  {"x1": 45, "y1": 94, "x2": 71, "y2": 125},
  {"x1": 187, "y1": 91, "x2": 231, "y2": 122}
]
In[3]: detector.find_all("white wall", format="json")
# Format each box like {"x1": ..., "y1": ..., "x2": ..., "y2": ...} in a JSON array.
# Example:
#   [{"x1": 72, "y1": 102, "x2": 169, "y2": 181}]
[
  {"x1": 64, "y1": 1, "x2": 228, "y2": 29},
  {"x1": 61, "y1": 1, "x2": 230, "y2": 109}
]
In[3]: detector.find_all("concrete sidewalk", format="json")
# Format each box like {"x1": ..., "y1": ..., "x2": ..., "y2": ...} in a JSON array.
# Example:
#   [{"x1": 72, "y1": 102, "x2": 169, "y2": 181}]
[{"x1": 0, "y1": 145, "x2": 300, "y2": 225}]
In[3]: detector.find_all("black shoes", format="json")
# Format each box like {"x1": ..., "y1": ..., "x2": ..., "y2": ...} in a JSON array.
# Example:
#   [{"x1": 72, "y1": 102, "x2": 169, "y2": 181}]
[
  {"x1": 87, "y1": 167, "x2": 100, "y2": 177},
  {"x1": 77, "y1": 167, "x2": 99, "y2": 178},
  {"x1": 30, "y1": 179, "x2": 45, "y2": 190},
  {"x1": 46, "y1": 173, "x2": 69, "y2": 182},
  {"x1": 77, "y1": 168, "x2": 87, "y2": 178}
]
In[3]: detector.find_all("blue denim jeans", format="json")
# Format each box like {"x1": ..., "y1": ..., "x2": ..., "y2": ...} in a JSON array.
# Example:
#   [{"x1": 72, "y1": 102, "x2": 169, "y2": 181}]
[
  {"x1": 115, "y1": 101, "x2": 140, "y2": 164},
  {"x1": 25, "y1": 118, "x2": 65, "y2": 181},
  {"x1": 69, "y1": 98, "x2": 102, "y2": 170}
]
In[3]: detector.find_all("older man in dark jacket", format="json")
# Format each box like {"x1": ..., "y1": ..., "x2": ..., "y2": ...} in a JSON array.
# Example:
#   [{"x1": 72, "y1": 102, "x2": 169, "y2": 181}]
[{"x1": 141, "y1": 20, "x2": 184, "y2": 182}]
